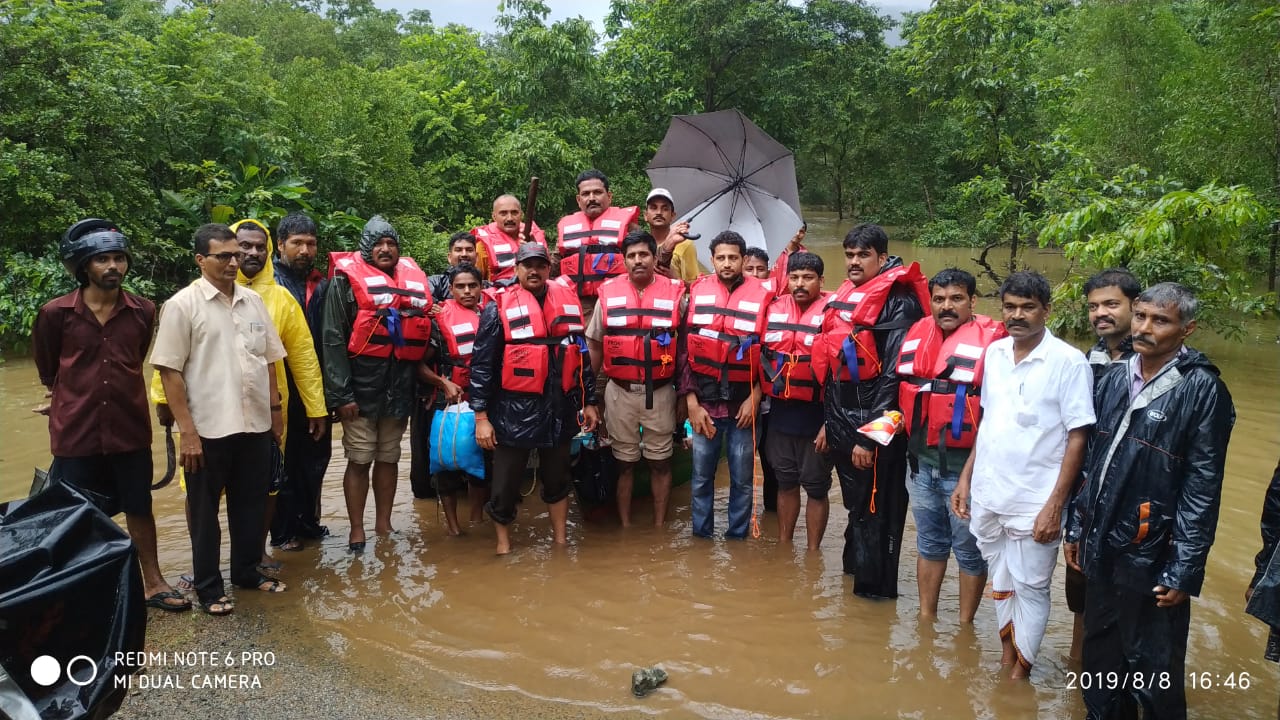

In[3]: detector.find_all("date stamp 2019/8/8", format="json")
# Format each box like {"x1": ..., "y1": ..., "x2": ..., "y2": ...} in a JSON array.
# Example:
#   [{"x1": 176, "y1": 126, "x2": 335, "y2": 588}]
[{"x1": 1065, "y1": 671, "x2": 1252, "y2": 691}]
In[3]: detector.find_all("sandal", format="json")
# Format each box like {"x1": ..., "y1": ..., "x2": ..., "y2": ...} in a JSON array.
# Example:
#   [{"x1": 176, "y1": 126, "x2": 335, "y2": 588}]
[
  {"x1": 255, "y1": 578, "x2": 287, "y2": 593},
  {"x1": 202, "y1": 597, "x2": 234, "y2": 616},
  {"x1": 274, "y1": 538, "x2": 304, "y2": 552},
  {"x1": 145, "y1": 590, "x2": 192, "y2": 613},
  {"x1": 177, "y1": 574, "x2": 195, "y2": 591}
]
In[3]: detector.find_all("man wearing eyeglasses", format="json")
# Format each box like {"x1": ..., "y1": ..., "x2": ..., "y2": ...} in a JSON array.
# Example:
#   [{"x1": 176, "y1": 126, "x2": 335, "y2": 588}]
[{"x1": 151, "y1": 223, "x2": 289, "y2": 616}]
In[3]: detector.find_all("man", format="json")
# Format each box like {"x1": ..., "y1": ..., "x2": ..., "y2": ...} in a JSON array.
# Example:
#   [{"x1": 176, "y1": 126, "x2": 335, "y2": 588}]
[
  {"x1": 420, "y1": 263, "x2": 491, "y2": 535},
  {"x1": 587, "y1": 231, "x2": 685, "y2": 527},
  {"x1": 472, "y1": 194, "x2": 548, "y2": 284},
  {"x1": 680, "y1": 231, "x2": 768, "y2": 539},
  {"x1": 470, "y1": 244, "x2": 600, "y2": 555},
  {"x1": 950, "y1": 270, "x2": 1094, "y2": 679},
  {"x1": 427, "y1": 232, "x2": 481, "y2": 304},
  {"x1": 1066, "y1": 283, "x2": 1234, "y2": 717},
  {"x1": 647, "y1": 188, "x2": 698, "y2": 284},
  {"x1": 323, "y1": 216, "x2": 433, "y2": 553},
  {"x1": 555, "y1": 169, "x2": 640, "y2": 322},
  {"x1": 33, "y1": 219, "x2": 189, "y2": 612},
  {"x1": 272, "y1": 212, "x2": 333, "y2": 542},
  {"x1": 896, "y1": 268, "x2": 1004, "y2": 621},
  {"x1": 813, "y1": 223, "x2": 928, "y2": 599},
  {"x1": 758, "y1": 252, "x2": 833, "y2": 549},
  {"x1": 744, "y1": 247, "x2": 771, "y2": 282},
  {"x1": 152, "y1": 223, "x2": 288, "y2": 615}
]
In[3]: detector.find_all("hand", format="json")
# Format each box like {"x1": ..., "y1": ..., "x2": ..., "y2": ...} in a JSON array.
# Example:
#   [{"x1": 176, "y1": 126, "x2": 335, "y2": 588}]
[
  {"x1": 950, "y1": 481, "x2": 971, "y2": 520},
  {"x1": 787, "y1": 225, "x2": 806, "y2": 253},
  {"x1": 734, "y1": 397, "x2": 756, "y2": 429},
  {"x1": 1032, "y1": 501, "x2": 1063, "y2": 544},
  {"x1": 814, "y1": 426, "x2": 828, "y2": 454},
  {"x1": 440, "y1": 379, "x2": 463, "y2": 404},
  {"x1": 1154, "y1": 585, "x2": 1188, "y2": 608},
  {"x1": 156, "y1": 403, "x2": 174, "y2": 427},
  {"x1": 851, "y1": 445, "x2": 875, "y2": 470},
  {"x1": 667, "y1": 221, "x2": 690, "y2": 246},
  {"x1": 308, "y1": 416, "x2": 327, "y2": 440},
  {"x1": 271, "y1": 409, "x2": 284, "y2": 446},
  {"x1": 179, "y1": 432, "x2": 204, "y2": 474},
  {"x1": 581, "y1": 405, "x2": 600, "y2": 433},
  {"x1": 688, "y1": 402, "x2": 715, "y2": 440},
  {"x1": 475, "y1": 416, "x2": 496, "y2": 450},
  {"x1": 337, "y1": 402, "x2": 360, "y2": 424},
  {"x1": 429, "y1": 304, "x2": 444, "y2": 317},
  {"x1": 1063, "y1": 542, "x2": 1081, "y2": 572}
]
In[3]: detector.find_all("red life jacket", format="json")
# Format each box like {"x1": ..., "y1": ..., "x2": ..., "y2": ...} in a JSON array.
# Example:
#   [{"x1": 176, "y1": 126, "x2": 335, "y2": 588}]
[
  {"x1": 814, "y1": 262, "x2": 929, "y2": 384},
  {"x1": 471, "y1": 221, "x2": 548, "y2": 283},
  {"x1": 555, "y1": 206, "x2": 639, "y2": 297},
  {"x1": 896, "y1": 314, "x2": 1005, "y2": 455},
  {"x1": 329, "y1": 252, "x2": 433, "y2": 362},
  {"x1": 497, "y1": 278, "x2": 586, "y2": 395},
  {"x1": 597, "y1": 274, "x2": 683, "y2": 406},
  {"x1": 760, "y1": 292, "x2": 832, "y2": 402},
  {"x1": 685, "y1": 275, "x2": 769, "y2": 395},
  {"x1": 435, "y1": 298, "x2": 488, "y2": 394}
]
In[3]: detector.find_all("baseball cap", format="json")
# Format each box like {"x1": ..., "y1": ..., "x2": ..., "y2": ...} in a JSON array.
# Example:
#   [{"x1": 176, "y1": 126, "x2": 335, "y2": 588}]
[
  {"x1": 515, "y1": 243, "x2": 550, "y2": 264},
  {"x1": 646, "y1": 188, "x2": 675, "y2": 208}
]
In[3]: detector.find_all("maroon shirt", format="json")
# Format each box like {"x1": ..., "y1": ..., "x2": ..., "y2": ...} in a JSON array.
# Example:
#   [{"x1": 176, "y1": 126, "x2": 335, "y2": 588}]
[{"x1": 33, "y1": 289, "x2": 155, "y2": 457}]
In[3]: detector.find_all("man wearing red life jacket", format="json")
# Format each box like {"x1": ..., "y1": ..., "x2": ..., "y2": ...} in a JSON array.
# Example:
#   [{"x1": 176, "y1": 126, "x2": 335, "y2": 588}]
[
  {"x1": 472, "y1": 194, "x2": 548, "y2": 285},
  {"x1": 419, "y1": 263, "x2": 490, "y2": 536},
  {"x1": 679, "y1": 231, "x2": 768, "y2": 539},
  {"x1": 556, "y1": 169, "x2": 640, "y2": 322},
  {"x1": 812, "y1": 223, "x2": 928, "y2": 599},
  {"x1": 322, "y1": 216, "x2": 433, "y2": 554},
  {"x1": 896, "y1": 268, "x2": 1004, "y2": 622},
  {"x1": 759, "y1": 252, "x2": 834, "y2": 550},
  {"x1": 471, "y1": 243, "x2": 601, "y2": 555},
  {"x1": 586, "y1": 231, "x2": 685, "y2": 527}
]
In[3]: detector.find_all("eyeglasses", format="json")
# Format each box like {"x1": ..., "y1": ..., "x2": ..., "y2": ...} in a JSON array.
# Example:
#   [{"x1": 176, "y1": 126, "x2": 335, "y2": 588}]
[{"x1": 203, "y1": 252, "x2": 243, "y2": 263}]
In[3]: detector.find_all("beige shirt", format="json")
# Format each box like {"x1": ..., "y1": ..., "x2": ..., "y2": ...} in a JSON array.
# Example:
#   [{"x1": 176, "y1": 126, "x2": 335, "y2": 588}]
[{"x1": 150, "y1": 278, "x2": 286, "y2": 439}]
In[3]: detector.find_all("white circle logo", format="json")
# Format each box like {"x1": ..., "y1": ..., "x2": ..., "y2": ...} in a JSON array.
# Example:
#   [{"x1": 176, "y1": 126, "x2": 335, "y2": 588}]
[
  {"x1": 29, "y1": 656, "x2": 60, "y2": 687},
  {"x1": 66, "y1": 656, "x2": 98, "y2": 687}
]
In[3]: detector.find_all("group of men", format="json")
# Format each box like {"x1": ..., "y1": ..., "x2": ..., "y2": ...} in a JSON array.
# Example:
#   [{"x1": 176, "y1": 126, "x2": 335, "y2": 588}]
[{"x1": 35, "y1": 167, "x2": 1235, "y2": 717}]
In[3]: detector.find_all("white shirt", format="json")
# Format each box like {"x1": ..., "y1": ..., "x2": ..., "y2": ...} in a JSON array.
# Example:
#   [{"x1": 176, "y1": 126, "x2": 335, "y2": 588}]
[{"x1": 971, "y1": 328, "x2": 1095, "y2": 516}]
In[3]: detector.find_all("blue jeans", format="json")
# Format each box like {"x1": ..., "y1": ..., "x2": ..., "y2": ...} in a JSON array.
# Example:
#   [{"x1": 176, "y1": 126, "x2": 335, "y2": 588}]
[
  {"x1": 908, "y1": 460, "x2": 987, "y2": 575},
  {"x1": 690, "y1": 416, "x2": 755, "y2": 539}
]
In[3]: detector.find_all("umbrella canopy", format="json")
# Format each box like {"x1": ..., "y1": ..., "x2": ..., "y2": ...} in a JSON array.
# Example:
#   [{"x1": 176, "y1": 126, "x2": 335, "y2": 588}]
[{"x1": 646, "y1": 109, "x2": 804, "y2": 272}]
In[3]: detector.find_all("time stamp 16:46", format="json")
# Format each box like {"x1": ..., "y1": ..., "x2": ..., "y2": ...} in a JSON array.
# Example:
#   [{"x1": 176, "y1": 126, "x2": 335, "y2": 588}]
[{"x1": 1065, "y1": 671, "x2": 1252, "y2": 691}]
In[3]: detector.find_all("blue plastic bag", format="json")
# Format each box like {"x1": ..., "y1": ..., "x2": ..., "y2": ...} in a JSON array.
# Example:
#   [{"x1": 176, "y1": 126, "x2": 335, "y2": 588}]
[{"x1": 430, "y1": 402, "x2": 485, "y2": 480}]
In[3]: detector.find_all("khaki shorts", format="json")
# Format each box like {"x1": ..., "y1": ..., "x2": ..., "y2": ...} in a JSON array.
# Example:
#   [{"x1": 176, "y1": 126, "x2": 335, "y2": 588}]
[
  {"x1": 341, "y1": 415, "x2": 409, "y2": 464},
  {"x1": 604, "y1": 381, "x2": 675, "y2": 462}
]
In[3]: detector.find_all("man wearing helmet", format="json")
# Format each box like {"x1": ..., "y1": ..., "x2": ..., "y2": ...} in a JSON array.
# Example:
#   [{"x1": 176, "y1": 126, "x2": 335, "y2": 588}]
[{"x1": 33, "y1": 219, "x2": 191, "y2": 612}]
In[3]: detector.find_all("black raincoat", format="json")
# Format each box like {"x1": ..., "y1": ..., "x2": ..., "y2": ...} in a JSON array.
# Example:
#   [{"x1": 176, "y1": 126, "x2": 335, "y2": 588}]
[
  {"x1": 1246, "y1": 458, "x2": 1280, "y2": 637},
  {"x1": 468, "y1": 290, "x2": 598, "y2": 448},
  {"x1": 1067, "y1": 348, "x2": 1235, "y2": 597}
]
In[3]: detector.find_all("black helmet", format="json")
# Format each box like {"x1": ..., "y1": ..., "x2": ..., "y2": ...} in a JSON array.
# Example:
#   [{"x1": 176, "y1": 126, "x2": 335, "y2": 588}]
[
  {"x1": 359, "y1": 215, "x2": 399, "y2": 263},
  {"x1": 59, "y1": 218, "x2": 132, "y2": 278}
]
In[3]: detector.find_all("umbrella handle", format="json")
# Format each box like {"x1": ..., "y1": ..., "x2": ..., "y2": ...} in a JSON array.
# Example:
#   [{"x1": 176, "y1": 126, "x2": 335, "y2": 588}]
[{"x1": 152, "y1": 425, "x2": 177, "y2": 490}]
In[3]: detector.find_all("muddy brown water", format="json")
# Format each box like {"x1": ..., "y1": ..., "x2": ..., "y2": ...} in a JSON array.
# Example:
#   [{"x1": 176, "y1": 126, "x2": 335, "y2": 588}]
[{"x1": 3, "y1": 214, "x2": 1278, "y2": 718}]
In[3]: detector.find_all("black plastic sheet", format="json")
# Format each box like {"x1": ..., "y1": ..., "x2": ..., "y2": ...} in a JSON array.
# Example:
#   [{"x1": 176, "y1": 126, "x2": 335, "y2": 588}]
[{"x1": 0, "y1": 482, "x2": 144, "y2": 719}]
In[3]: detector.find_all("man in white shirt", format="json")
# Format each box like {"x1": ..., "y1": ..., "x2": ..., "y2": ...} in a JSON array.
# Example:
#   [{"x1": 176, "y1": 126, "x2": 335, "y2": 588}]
[{"x1": 951, "y1": 270, "x2": 1094, "y2": 679}]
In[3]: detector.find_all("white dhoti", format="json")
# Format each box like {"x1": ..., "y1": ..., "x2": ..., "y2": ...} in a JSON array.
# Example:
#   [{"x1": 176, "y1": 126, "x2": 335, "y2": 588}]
[{"x1": 970, "y1": 502, "x2": 1059, "y2": 670}]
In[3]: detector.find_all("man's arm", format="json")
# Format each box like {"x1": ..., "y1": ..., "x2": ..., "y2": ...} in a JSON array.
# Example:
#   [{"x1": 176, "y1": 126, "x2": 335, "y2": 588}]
[
  {"x1": 1033, "y1": 425, "x2": 1089, "y2": 544},
  {"x1": 321, "y1": 275, "x2": 357, "y2": 414},
  {"x1": 32, "y1": 304, "x2": 62, "y2": 389},
  {"x1": 158, "y1": 366, "x2": 203, "y2": 474},
  {"x1": 470, "y1": 302, "x2": 501, "y2": 449},
  {"x1": 277, "y1": 292, "x2": 327, "y2": 422}
]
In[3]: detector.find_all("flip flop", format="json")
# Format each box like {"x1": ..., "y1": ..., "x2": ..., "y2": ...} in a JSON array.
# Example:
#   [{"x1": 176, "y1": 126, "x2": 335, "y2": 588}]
[
  {"x1": 177, "y1": 574, "x2": 195, "y2": 591},
  {"x1": 145, "y1": 590, "x2": 192, "y2": 613},
  {"x1": 202, "y1": 597, "x2": 234, "y2": 616},
  {"x1": 255, "y1": 579, "x2": 287, "y2": 593},
  {"x1": 274, "y1": 539, "x2": 304, "y2": 552},
  {"x1": 348, "y1": 541, "x2": 366, "y2": 554},
  {"x1": 258, "y1": 560, "x2": 283, "y2": 574}
]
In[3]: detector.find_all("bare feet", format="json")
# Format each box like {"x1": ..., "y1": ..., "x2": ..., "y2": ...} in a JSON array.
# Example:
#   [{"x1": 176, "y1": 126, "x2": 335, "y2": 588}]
[
  {"x1": 495, "y1": 523, "x2": 511, "y2": 555},
  {"x1": 373, "y1": 524, "x2": 394, "y2": 536}
]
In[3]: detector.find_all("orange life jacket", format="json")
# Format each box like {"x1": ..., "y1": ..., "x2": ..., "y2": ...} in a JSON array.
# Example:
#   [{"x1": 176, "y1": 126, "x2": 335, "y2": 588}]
[
  {"x1": 597, "y1": 274, "x2": 683, "y2": 407},
  {"x1": 896, "y1": 314, "x2": 1005, "y2": 457},
  {"x1": 814, "y1": 262, "x2": 929, "y2": 384},
  {"x1": 497, "y1": 278, "x2": 586, "y2": 395},
  {"x1": 760, "y1": 292, "x2": 832, "y2": 402},
  {"x1": 435, "y1": 297, "x2": 488, "y2": 395},
  {"x1": 685, "y1": 275, "x2": 769, "y2": 400},
  {"x1": 555, "y1": 206, "x2": 639, "y2": 297},
  {"x1": 471, "y1": 221, "x2": 548, "y2": 283},
  {"x1": 329, "y1": 251, "x2": 433, "y2": 362}
]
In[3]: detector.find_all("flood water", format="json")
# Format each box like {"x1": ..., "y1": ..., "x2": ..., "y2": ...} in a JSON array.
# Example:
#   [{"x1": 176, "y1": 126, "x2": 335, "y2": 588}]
[{"x1": 3, "y1": 212, "x2": 1278, "y2": 718}]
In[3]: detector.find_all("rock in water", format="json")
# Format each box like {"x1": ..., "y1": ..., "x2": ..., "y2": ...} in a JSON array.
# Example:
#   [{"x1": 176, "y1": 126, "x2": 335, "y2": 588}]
[{"x1": 631, "y1": 666, "x2": 668, "y2": 698}]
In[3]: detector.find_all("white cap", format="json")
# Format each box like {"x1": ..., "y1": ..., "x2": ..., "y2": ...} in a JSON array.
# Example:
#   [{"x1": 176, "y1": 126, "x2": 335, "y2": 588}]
[{"x1": 646, "y1": 188, "x2": 675, "y2": 207}]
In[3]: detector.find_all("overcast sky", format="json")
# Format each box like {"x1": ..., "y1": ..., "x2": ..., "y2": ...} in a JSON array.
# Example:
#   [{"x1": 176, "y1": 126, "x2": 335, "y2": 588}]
[{"x1": 377, "y1": 1, "x2": 932, "y2": 41}]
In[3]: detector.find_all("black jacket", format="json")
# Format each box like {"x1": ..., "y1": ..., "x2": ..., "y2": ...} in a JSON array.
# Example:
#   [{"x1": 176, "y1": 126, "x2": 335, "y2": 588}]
[
  {"x1": 1247, "y1": 459, "x2": 1280, "y2": 627},
  {"x1": 823, "y1": 256, "x2": 924, "y2": 453},
  {"x1": 468, "y1": 290, "x2": 598, "y2": 448},
  {"x1": 1067, "y1": 348, "x2": 1235, "y2": 597}
]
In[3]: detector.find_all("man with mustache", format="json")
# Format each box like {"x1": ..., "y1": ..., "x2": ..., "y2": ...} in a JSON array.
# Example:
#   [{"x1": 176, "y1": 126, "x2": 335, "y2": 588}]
[
  {"x1": 587, "y1": 231, "x2": 685, "y2": 526},
  {"x1": 556, "y1": 169, "x2": 640, "y2": 324},
  {"x1": 323, "y1": 216, "x2": 433, "y2": 554},
  {"x1": 758, "y1": 252, "x2": 833, "y2": 549},
  {"x1": 472, "y1": 194, "x2": 548, "y2": 284},
  {"x1": 427, "y1": 232, "x2": 481, "y2": 304},
  {"x1": 34, "y1": 219, "x2": 190, "y2": 612},
  {"x1": 471, "y1": 244, "x2": 600, "y2": 554},
  {"x1": 813, "y1": 224, "x2": 928, "y2": 599},
  {"x1": 950, "y1": 270, "x2": 1094, "y2": 679},
  {"x1": 646, "y1": 188, "x2": 698, "y2": 283},
  {"x1": 1066, "y1": 283, "x2": 1233, "y2": 718},
  {"x1": 896, "y1": 268, "x2": 1004, "y2": 622}
]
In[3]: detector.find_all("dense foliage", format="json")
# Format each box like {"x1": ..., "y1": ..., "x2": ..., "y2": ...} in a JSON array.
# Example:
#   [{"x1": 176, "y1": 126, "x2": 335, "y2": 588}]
[{"x1": 1, "y1": 0, "x2": 1276, "y2": 349}]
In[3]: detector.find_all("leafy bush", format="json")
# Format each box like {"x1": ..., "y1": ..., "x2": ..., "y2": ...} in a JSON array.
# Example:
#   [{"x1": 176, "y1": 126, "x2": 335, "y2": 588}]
[{"x1": 914, "y1": 219, "x2": 984, "y2": 247}]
